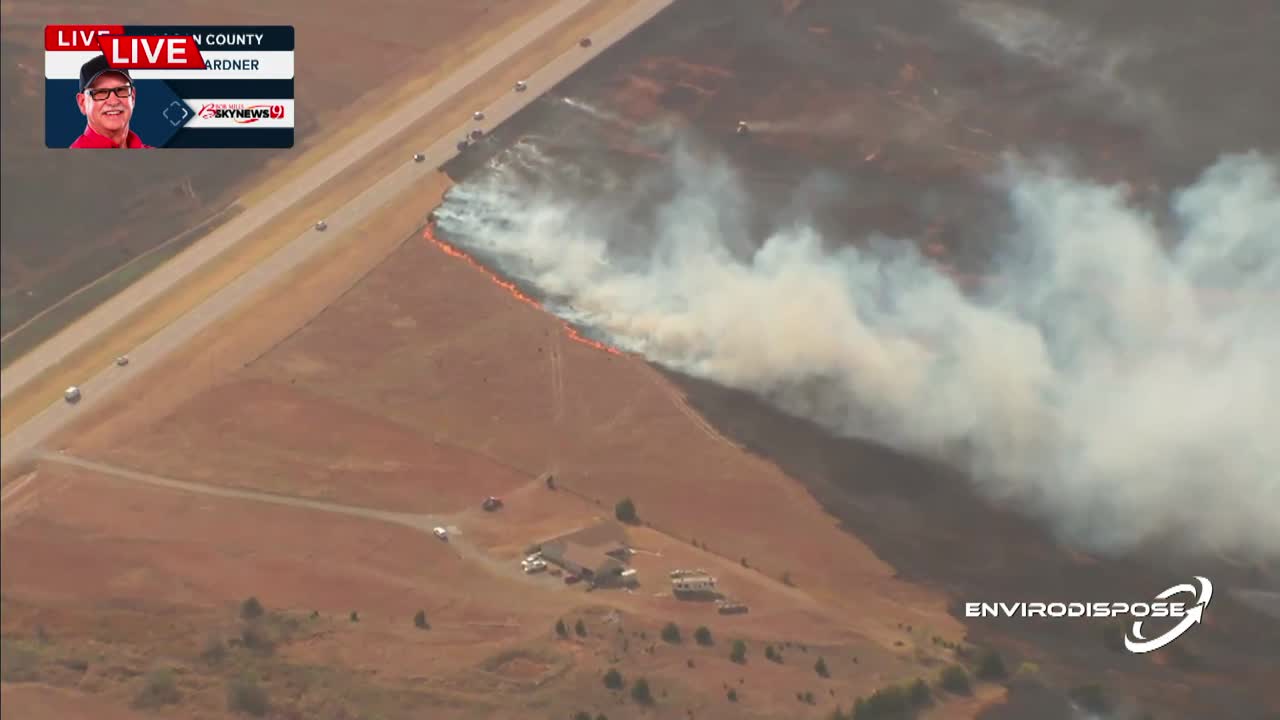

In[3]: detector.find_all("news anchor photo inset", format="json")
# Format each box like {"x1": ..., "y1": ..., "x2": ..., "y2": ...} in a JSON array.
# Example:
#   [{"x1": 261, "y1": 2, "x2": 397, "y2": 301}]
[
  {"x1": 45, "y1": 25, "x2": 295, "y2": 149},
  {"x1": 71, "y1": 55, "x2": 150, "y2": 148}
]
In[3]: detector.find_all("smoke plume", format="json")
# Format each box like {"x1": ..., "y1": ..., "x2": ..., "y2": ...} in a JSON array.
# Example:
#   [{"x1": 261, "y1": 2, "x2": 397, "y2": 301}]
[{"x1": 434, "y1": 139, "x2": 1280, "y2": 560}]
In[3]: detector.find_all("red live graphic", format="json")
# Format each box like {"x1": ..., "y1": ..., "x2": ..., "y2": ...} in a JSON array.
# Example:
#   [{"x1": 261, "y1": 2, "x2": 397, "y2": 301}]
[
  {"x1": 45, "y1": 26, "x2": 205, "y2": 69},
  {"x1": 98, "y1": 35, "x2": 205, "y2": 70},
  {"x1": 45, "y1": 25, "x2": 124, "y2": 51}
]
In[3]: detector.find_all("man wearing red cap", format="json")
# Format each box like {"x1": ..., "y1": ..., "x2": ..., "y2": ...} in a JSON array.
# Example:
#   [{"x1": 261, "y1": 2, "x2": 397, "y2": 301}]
[{"x1": 70, "y1": 54, "x2": 151, "y2": 148}]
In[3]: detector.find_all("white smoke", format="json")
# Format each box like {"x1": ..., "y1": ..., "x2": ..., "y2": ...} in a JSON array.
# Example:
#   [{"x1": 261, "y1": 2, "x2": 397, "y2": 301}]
[
  {"x1": 433, "y1": 141, "x2": 1280, "y2": 559},
  {"x1": 953, "y1": 0, "x2": 1168, "y2": 130}
]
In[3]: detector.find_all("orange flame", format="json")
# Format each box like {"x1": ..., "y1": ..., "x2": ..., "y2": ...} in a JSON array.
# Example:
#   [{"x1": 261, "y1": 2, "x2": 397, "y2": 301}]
[{"x1": 424, "y1": 224, "x2": 623, "y2": 356}]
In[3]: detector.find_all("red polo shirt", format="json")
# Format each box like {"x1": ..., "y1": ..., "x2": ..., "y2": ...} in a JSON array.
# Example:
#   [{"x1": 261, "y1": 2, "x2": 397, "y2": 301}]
[{"x1": 70, "y1": 126, "x2": 151, "y2": 149}]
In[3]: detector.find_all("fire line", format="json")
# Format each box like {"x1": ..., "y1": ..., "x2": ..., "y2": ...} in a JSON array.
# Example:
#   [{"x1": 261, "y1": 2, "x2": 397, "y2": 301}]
[{"x1": 423, "y1": 224, "x2": 623, "y2": 356}]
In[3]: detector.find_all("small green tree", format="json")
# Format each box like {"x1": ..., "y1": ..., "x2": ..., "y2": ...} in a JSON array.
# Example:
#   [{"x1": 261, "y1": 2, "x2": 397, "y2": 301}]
[
  {"x1": 615, "y1": 497, "x2": 638, "y2": 524},
  {"x1": 201, "y1": 634, "x2": 227, "y2": 665},
  {"x1": 765, "y1": 645, "x2": 782, "y2": 663},
  {"x1": 976, "y1": 648, "x2": 1007, "y2": 680},
  {"x1": 630, "y1": 677, "x2": 653, "y2": 705},
  {"x1": 661, "y1": 622, "x2": 682, "y2": 644},
  {"x1": 908, "y1": 677, "x2": 932, "y2": 706},
  {"x1": 855, "y1": 685, "x2": 909, "y2": 718},
  {"x1": 349, "y1": 611, "x2": 359, "y2": 623},
  {"x1": 694, "y1": 626, "x2": 713, "y2": 646},
  {"x1": 727, "y1": 688, "x2": 738, "y2": 702},
  {"x1": 730, "y1": 639, "x2": 748, "y2": 664},
  {"x1": 603, "y1": 668, "x2": 624, "y2": 690},
  {"x1": 814, "y1": 656, "x2": 829, "y2": 678},
  {"x1": 413, "y1": 610, "x2": 429, "y2": 629},
  {"x1": 239, "y1": 623, "x2": 274, "y2": 654},
  {"x1": 555, "y1": 619, "x2": 568, "y2": 637},
  {"x1": 595, "y1": 714, "x2": 609, "y2": 720},
  {"x1": 782, "y1": 571, "x2": 794, "y2": 586},
  {"x1": 940, "y1": 664, "x2": 972, "y2": 695},
  {"x1": 239, "y1": 596, "x2": 264, "y2": 621},
  {"x1": 575, "y1": 619, "x2": 587, "y2": 637}
]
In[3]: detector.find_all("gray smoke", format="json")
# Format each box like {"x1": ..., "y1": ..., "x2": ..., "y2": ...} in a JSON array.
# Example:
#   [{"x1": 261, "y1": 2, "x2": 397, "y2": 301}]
[{"x1": 434, "y1": 142, "x2": 1280, "y2": 560}]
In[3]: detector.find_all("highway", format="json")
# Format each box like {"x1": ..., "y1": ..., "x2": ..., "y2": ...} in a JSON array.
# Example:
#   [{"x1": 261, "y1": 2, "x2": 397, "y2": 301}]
[{"x1": 0, "y1": 0, "x2": 677, "y2": 470}]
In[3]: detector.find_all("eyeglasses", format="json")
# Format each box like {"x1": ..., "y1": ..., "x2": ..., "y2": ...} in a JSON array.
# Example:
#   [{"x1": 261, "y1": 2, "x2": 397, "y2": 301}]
[{"x1": 84, "y1": 85, "x2": 134, "y2": 101}]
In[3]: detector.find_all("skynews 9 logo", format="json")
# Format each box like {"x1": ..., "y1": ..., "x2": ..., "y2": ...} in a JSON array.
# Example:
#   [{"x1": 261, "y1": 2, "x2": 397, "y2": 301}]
[{"x1": 197, "y1": 102, "x2": 286, "y2": 124}]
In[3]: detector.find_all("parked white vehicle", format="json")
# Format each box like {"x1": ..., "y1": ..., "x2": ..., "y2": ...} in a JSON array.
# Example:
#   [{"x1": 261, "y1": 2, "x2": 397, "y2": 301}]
[
  {"x1": 432, "y1": 527, "x2": 448, "y2": 541},
  {"x1": 522, "y1": 559, "x2": 547, "y2": 574}
]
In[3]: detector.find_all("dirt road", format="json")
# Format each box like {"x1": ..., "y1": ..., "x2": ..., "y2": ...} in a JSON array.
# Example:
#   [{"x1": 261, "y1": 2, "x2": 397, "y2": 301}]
[
  {"x1": 0, "y1": 0, "x2": 678, "y2": 471},
  {"x1": 34, "y1": 452, "x2": 551, "y2": 589}
]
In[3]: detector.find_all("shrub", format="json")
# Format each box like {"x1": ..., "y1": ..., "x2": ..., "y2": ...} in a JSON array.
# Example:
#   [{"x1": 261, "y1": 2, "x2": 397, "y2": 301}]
[
  {"x1": 939, "y1": 664, "x2": 971, "y2": 695},
  {"x1": 239, "y1": 624, "x2": 274, "y2": 655},
  {"x1": 727, "y1": 688, "x2": 738, "y2": 702},
  {"x1": 765, "y1": 645, "x2": 782, "y2": 663},
  {"x1": 239, "y1": 596, "x2": 264, "y2": 621},
  {"x1": 603, "y1": 668, "x2": 624, "y2": 690},
  {"x1": 815, "y1": 656, "x2": 830, "y2": 678},
  {"x1": 694, "y1": 626, "x2": 713, "y2": 646},
  {"x1": 852, "y1": 684, "x2": 910, "y2": 719},
  {"x1": 1069, "y1": 684, "x2": 1109, "y2": 714},
  {"x1": 803, "y1": 691, "x2": 815, "y2": 704},
  {"x1": 226, "y1": 675, "x2": 269, "y2": 717},
  {"x1": 730, "y1": 639, "x2": 748, "y2": 664},
  {"x1": 630, "y1": 677, "x2": 653, "y2": 705},
  {"x1": 60, "y1": 657, "x2": 89, "y2": 672},
  {"x1": 596, "y1": 715, "x2": 608, "y2": 720},
  {"x1": 661, "y1": 622, "x2": 681, "y2": 644},
  {"x1": 201, "y1": 635, "x2": 227, "y2": 665},
  {"x1": 555, "y1": 619, "x2": 568, "y2": 637},
  {"x1": 908, "y1": 677, "x2": 932, "y2": 706},
  {"x1": 575, "y1": 619, "x2": 587, "y2": 637},
  {"x1": 574, "y1": 712, "x2": 591, "y2": 720},
  {"x1": 413, "y1": 610, "x2": 429, "y2": 629},
  {"x1": 615, "y1": 498, "x2": 638, "y2": 524},
  {"x1": 134, "y1": 667, "x2": 180, "y2": 708},
  {"x1": 976, "y1": 648, "x2": 1007, "y2": 680},
  {"x1": 782, "y1": 571, "x2": 794, "y2": 586},
  {"x1": 349, "y1": 611, "x2": 359, "y2": 623}
]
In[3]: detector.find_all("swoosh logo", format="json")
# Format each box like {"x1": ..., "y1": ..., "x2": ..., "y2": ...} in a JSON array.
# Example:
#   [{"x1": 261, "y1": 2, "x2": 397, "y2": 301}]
[{"x1": 1125, "y1": 576, "x2": 1213, "y2": 654}]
